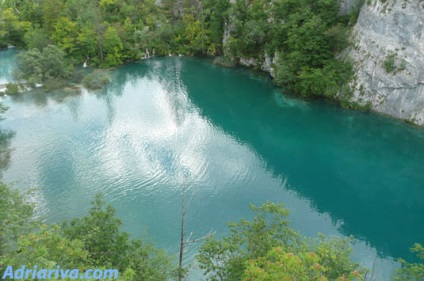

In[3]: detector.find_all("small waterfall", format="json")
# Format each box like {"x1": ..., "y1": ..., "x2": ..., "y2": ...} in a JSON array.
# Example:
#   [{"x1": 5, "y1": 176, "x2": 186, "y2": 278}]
[{"x1": 83, "y1": 57, "x2": 89, "y2": 68}]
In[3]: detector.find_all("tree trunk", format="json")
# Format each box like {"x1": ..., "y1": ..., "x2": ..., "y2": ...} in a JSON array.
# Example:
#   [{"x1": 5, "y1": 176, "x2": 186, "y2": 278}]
[{"x1": 178, "y1": 185, "x2": 186, "y2": 281}]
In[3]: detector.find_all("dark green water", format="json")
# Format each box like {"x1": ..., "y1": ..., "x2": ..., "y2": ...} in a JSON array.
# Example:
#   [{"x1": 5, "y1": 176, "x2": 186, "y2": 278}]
[
  {"x1": 1, "y1": 55, "x2": 423, "y2": 279},
  {"x1": 0, "y1": 48, "x2": 17, "y2": 84}
]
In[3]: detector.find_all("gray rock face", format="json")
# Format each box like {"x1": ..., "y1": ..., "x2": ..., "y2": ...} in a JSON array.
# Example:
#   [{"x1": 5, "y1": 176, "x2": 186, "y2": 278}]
[
  {"x1": 238, "y1": 54, "x2": 278, "y2": 78},
  {"x1": 347, "y1": 0, "x2": 424, "y2": 125}
]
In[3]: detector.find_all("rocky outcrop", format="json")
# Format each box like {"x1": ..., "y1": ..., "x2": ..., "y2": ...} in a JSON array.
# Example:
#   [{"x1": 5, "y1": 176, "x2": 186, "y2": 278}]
[
  {"x1": 346, "y1": 0, "x2": 424, "y2": 125},
  {"x1": 238, "y1": 54, "x2": 278, "y2": 78}
]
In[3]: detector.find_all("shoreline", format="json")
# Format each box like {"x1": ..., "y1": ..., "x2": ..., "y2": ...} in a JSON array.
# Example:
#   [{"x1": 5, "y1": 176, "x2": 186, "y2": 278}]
[{"x1": 2, "y1": 51, "x2": 424, "y2": 129}]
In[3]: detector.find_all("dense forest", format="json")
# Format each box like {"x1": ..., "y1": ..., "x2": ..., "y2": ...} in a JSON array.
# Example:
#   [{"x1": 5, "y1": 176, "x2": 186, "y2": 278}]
[{"x1": 1, "y1": 0, "x2": 359, "y2": 98}]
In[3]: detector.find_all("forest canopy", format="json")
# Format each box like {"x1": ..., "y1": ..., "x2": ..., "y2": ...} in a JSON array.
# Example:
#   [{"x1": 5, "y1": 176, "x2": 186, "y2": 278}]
[{"x1": 0, "y1": 0, "x2": 360, "y2": 97}]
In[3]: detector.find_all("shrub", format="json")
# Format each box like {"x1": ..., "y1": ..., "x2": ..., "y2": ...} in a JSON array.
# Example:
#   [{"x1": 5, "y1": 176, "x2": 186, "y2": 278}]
[
  {"x1": 82, "y1": 70, "x2": 111, "y2": 90},
  {"x1": 5, "y1": 83, "x2": 19, "y2": 95},
  {"x1": 15, "y1": 45, "x2": 72, "y2": 84},
  {"x1": 384, "y1": 54, "x2": 396, "y2": 73}
]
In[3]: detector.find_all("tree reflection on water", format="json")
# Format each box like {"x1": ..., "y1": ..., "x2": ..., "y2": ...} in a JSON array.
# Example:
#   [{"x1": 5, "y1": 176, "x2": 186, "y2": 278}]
[{"x1": 0, "y1": 103, "x2": 15, "y2": 177}]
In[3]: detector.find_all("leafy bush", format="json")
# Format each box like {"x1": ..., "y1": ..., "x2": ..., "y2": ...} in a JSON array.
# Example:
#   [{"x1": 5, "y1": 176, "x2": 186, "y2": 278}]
[
  {"x1": 0, "y1": 184, "x2": 176, "y2": 281},
  {"x1": 82, "y1": 70, "x2": 111, "y2": 90},
  {"x1": 384, "y1": 54, "x2": 397, "y2": 73},
  {"x1": 393, "y1": 244, "x2": 424, "y2": 281},
  {"x1": 0, "y1": 183, "x2": 35, "y2": 256},
  {"x1": 383, "y1": 53, "x2": 407, "y2": 74},
  {"x1": 5, "y1": 83, "x2": 19, "y2": 95},
  {"x1": 197, "y1": 202, "x2": 364, "y2": 281},
  {"x1": 15, "y1": 45, "x2": 72, "y2": 85}
]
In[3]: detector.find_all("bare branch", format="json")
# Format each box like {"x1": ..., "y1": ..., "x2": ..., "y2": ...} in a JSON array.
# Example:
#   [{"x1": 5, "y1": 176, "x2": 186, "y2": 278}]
[
  {"x1": 186, "y1": 231, "x2": 193, "y2": 243},
  {"x1": 184, "y1": 230, "x2": 215, "y2": 245}
]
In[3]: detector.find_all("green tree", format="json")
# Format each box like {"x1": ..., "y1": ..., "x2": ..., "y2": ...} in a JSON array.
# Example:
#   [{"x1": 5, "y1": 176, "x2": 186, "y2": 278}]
[
  {"x1": 197, "y1": 202, "x2": 363, "y2": 281},
  {"x1": 202, "y1": 0, "x2": 230, "y2": 49},
  {"x1": 24, "y1": 27, "x2": 50, "y2": 51},
  {"x1": 1, "y1": 225, "x2": 89, "y2": 271},
  {"x1": 0, "y1": 183, "x2": 35, "y2": 257},
  {"x1": 197, "y1": 202, "x2": 301, "y2": 280},
  {"x1": 286, "y1": 14, "x2": 332, "y2": 69},
  {"x1": 101, "y1": 25, "x2": 123, "y2": 67},
  {"x1": 15, "y1": 45, "x2": 72, "y2": 85},
  {"x1": 40, "y1": 45, "x2": 72, "y2": 80},
  {"x1": 0, "y1": 8, "x2": 31, "y2": 47},
  {"x1": 133, "y1": 27, "x2": 152, "y2": 54},
  {"x1": 62, "y1": 194, "x2": 175, "y2": 280},
  {"x1": 0, "y1": 187, "x2": 175, "y2": 281},
  {"x1": 243, "y1": 246, "x2": 363, "y2": 281},
  {"x1": 62, "y1": 194, "x2": 131, "y2": 269},
  {"x1": 183, "y1": 13, "x2": 209, "y2": 54},
  {"x1": 77, "y1": 25, "x2": 98, "y2": 61},
  {"x1": 51, "y1": 17, "x2": 79, "y2": 57},
  {"x1": 295, "y1": 67, "x2": 338, "y2": 97},
  {"x1": 15, "y1": 48, "x2": 44, "y2": 85},
  {"x1": 42, "y1": 0, "x2": 65, "y2": 33},
  {"x1": 393, "y1": 244, "x2": 424, "y2": 281},
  {"x1": 1, "y1": 0, "x2": 43, "y2": 27}
]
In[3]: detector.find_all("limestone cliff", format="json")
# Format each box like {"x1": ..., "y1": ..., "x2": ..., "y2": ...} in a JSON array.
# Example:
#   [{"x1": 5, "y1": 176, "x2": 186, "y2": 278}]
[
  {"x1": 225, "y1": 0, "x2": 424, "y2": 126},
  {"x1": 347, "y1": 0, "x2": 424, "y2": 125}
]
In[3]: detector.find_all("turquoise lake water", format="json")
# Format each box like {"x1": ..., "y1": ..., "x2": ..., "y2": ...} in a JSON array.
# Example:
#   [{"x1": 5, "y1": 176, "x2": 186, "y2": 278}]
[
  {"x1": 0, "y1": 54, "x2": 423, "y2": 279},
  {"x1": 0, "y1": 49, "x2": 17, "y2": 84}
]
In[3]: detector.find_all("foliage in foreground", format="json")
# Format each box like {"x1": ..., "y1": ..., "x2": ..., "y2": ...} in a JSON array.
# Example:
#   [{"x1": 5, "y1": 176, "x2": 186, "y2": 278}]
[
  {"x1": 0, "y1": 183, "x2": 34, "y2": 257},
  {"x1": 392, "y1": 243, "x2": 424, "y2": 281},
  {"x1": 197, "y1": 202, "x2": 364, "y2": 281},
  {"x1": 243, "y1": 246, "x2": 362, "y2": 281},
  {"x1": 1, "y1": 183, "x2": 423, "y2": 280},
  {"x1": 0, "y1": 185, "x2": 176, "y2": 281}
]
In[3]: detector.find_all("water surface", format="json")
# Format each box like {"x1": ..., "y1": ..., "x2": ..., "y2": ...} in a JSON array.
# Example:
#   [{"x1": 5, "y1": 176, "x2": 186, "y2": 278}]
[
  {"x1": 0, "y1": 48, "x2": 17, "y2": 84},
  {"x1": 1, "y1": 55, "x2": 424, "y2": 279}
]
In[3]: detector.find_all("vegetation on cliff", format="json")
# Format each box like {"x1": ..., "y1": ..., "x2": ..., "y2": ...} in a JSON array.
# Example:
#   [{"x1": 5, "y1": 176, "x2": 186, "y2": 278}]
[{"x1": 223, "y1": 0, "x2": 357, "y2": 98}]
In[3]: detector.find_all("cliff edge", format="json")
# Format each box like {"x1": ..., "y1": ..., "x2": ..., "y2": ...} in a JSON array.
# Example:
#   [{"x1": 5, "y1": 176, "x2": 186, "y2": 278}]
[{"x1": 347, "y1": 0, "x2": 424, "y2": 125}]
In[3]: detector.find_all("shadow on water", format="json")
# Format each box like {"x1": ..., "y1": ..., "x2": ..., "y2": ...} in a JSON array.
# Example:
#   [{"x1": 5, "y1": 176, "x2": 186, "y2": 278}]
[
  {"x1": 9, "y1": 86, "x2": 82, "y2": 106},
  {"x1": 0, "y1": 49, "x2": 18, "y2": 84},
  {"x1": 133, "y1": 58, "x2": 424, "y2": 262},
  {"x1": 0, "y1": 128, "x2": 15, "y2": 177},
  {"x1": 0, "y1": 105, "x2": 15, "y2": 177}
]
